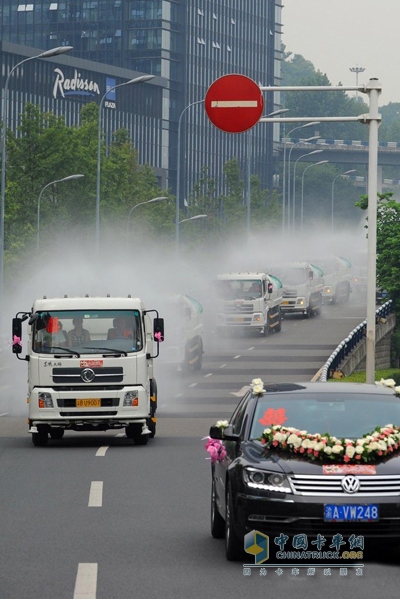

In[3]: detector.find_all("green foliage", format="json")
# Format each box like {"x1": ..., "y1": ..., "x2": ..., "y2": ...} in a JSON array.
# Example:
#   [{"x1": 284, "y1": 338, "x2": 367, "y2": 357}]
[{"x1": 332, "y1": 369, "x2": 400, "y2": 384}]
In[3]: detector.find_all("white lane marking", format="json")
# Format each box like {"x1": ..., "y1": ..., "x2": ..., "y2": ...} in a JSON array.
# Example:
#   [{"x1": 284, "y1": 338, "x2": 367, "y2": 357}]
[
  {"x1": 95, "y1": 446, "x2": 109, "y2": 456},
  {"x1": 189, "y1": 383, "x2": 197, "y2": 388},
  {"x1": 204, "y1": 373, "x2": 213, "y2": 378},
  {"x1": 88, "y1": 481, "x2": 103, "y2": 507},
  {"x1": 74, "y1": 563, "x2": 98, "y2": 599},
  {"x1": 219, "y1": 364, "x2": 227, "y2": 368},
  {"x1": 233, "y1": 355, "x2": 241, "y2": 359},
  {"x1": 247, "y1": 347, "x2": 255, "y2": 351},
  {"x1": 211, "y1": 100, "x2": 258, "y2": 108}
]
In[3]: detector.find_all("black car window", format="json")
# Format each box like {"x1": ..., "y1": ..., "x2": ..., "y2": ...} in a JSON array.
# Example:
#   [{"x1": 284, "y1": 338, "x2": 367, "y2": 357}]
[
  {"x1": 231, "y1": 393, "x2": 252, "y2": 435},
  {"x1": 249, "y1": 393, "x2": 400, "y2": 440}
]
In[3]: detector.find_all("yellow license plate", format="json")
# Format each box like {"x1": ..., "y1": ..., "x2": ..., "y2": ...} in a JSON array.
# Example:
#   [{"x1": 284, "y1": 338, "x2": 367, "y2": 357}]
[
  {"x1": 232, "y1": 317, "x2": 245, "y2": 322},
  {"x1": 282, "y1": 301, "x2": 289, "y2": 305},
  {"x1": 76, "y1": 398, "x2": 101, "y2": 408}
]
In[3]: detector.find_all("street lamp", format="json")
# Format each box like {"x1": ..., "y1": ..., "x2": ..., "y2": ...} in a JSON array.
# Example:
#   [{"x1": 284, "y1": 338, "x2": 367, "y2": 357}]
[
  {"x1": 96, "y1": 74, "x2": 155, "y2": 255},
  {"x1": 331, "y1": 169, "x2": 356, "y2": 231},
  {"x1": 0, "y1": 45, "x2": 73, "y2": 326},
  {"x1": 37, "y1": 174, "x2": 85, "y2": 250},
  {"x1": 349, "y1": 66, "x2": 365, "y2": 101},
  {"x1": 175, "y1": 100, "x2": 204, "y2": 257},
  {"x1": 126, "y1": 196, "x2": 168, "y2": 235},
  {"x1": 287, "y1": 135, "x2": 320, "y2": 229},
  {"x1": 282, "y1": 122, "x2": 320, "y2": 232},
  {"x1": 246, "y1": 108, "x2": 289, "y2": 237},
  {"x1": 179, "y1": 214, "x2": 208, "y2": 225},
  {"x1": 300, "y1": 160, "x2": 329, "y2": 231},
  {"x1": 292, "y1": 150, "x2": 323, "y2": 231}
]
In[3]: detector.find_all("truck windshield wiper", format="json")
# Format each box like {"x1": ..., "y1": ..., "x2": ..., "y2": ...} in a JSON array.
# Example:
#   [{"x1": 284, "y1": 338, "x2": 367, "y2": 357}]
[
  {"x1": 83, "y1": 347, "x2": 128, "y2": 357},
  {"x1": 52, "y1": 347, "x2": 81, "y2": 358}
]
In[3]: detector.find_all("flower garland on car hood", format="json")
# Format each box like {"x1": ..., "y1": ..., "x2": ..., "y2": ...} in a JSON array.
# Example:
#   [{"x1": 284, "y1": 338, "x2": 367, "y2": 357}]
[
  {"x1": 259, "y1": 424, "x2": 400, "y2": 463},
  {"x1": 204, "y1": 378, "x2": 400, "y2": 465}
]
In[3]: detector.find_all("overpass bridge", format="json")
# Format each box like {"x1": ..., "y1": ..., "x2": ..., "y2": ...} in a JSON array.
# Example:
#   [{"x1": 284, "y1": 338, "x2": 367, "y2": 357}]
[{"x1": 281, "y1": 138, "x2": 400, "y2": 191}]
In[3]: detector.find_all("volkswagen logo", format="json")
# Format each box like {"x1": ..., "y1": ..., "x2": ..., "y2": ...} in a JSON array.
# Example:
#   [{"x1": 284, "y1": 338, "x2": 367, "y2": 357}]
[
  {"x1": 341, "y1": 475, "x2": 360, "y2": 494},
  {"x1": 81, "y1": 367, "x2": 95, "y2": 383}
]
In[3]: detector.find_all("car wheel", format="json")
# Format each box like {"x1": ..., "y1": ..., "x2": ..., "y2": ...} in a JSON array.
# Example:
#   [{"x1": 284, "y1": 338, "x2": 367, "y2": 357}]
[
  {"x1": 211, "y1": 477, "x2": 225, "y2": 539},
  {"x1": 225, "y1": 485, "x2": 242, "y2": 561},
  {"x1": 49, "y1": 428, "x2": 64, "y2": 440}
]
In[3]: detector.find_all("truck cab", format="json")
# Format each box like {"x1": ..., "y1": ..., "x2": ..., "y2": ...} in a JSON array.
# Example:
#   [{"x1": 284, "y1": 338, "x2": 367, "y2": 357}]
[
  {"x1": 214, "y1": 272, "x2": 283, "y2": 335},
  {"x1": 311, "y1": 256, "x2": 352, "y2": 304},
  {"x1": 12, "y1": 296, "x2": 164, "y2": 447},
  {"x1": 271, "y1": 262, "x2": 324, "y2": 318}
]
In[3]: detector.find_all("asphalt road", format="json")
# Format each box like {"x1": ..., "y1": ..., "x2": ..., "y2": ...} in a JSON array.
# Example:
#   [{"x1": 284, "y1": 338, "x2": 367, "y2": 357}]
[{"x1": 1, "y1": 296, "x2": 399, "y2": 599}]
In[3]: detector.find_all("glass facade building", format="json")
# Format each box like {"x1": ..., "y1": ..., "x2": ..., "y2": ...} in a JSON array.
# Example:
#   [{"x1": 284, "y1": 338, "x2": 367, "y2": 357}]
[{"x1": 0, "y1": 1, "x2": 283, "y2": 201}]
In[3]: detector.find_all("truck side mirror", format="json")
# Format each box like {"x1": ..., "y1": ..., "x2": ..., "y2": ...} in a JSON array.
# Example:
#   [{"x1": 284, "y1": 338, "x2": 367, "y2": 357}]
[
  {"x1": 153, "y1": 317, "x2": 164, "y2": 342},
  {"x1": 12, "y1": 317, "x2": 22, "y2": 354},
  {"x1": 309, "y1": 271, "x2": 314, "y2": 280},
  {"x1": 267, "y1": 282, "x2": 273, "y2": 294}
]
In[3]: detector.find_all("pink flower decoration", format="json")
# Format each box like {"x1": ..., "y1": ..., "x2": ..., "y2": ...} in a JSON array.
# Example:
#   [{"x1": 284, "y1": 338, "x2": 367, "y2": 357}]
[
  {"x1": 204, "y1": 437, "x2": 226, "y2": 464},
  {"x1": 12, "y1": 335, "x2": 21, "y2": 346},
  {"x1": 154, "y1": 331, "x2": 163, "y2": 342}
]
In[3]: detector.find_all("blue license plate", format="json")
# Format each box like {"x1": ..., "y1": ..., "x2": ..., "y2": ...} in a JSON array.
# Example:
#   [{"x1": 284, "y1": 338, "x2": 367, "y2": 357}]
[{"x1": 324, "y1": 504, "x2": 379, "y2": 522}]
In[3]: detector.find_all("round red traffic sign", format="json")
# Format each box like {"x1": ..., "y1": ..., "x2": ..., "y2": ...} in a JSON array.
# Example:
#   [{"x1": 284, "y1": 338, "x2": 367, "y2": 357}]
[{"x1": 205, "y1": 74, "x2": 264, "y2": 133}]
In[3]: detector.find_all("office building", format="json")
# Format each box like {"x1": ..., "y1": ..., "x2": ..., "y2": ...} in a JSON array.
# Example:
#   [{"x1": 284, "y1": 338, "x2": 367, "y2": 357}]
[{"x1": 0, "y1": 1, "x2": 283, "y2": 203}]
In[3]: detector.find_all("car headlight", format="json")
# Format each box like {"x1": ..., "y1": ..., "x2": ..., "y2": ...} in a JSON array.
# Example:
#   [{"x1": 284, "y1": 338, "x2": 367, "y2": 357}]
[
  {"x1": 243, "y1": 467, "x2": 291, "y2": 493},
  {"x1": 38, "y1": 392, "x2": 53, "y2": 408},
  {"x1": 123, "y1": 391, "x2": 139, "y2": 406}
]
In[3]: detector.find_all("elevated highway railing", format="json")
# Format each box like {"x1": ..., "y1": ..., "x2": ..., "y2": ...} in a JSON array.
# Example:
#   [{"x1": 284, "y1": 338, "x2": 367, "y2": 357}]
[{"x1": 319, "y1": 300, "x2": 395, "y2": 381}]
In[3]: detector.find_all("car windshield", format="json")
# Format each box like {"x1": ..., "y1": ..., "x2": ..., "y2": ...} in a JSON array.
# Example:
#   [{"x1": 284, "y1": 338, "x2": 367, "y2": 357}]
[
  {"x1": 249, "y1": 392, "x2": 400, "y2": 440},
  {"x1": 32, "y1": 310, "x2": 143, "y2": 354}
]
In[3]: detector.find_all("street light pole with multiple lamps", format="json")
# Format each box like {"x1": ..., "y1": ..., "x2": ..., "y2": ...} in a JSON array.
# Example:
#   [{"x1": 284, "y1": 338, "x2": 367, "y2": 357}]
[{"x1": 96, "y1": 74, "x2": 155, "y2": 255}]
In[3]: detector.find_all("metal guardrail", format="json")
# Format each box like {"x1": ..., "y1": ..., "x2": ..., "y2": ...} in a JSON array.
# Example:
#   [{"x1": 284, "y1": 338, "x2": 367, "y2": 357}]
[{"x1": 319, "y1": 300, "x2": 394, "y2": 382}]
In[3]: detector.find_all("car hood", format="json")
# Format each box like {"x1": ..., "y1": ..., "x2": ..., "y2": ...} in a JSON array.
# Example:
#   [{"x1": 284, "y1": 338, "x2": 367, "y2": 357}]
[{"x1": 242, "y1": 441, "x2": 400, "y2": 475}]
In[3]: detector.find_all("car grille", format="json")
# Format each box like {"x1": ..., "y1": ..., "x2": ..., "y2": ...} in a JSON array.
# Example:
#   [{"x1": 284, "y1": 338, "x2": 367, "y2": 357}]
[{"x1": 290, "y1": 474, "x2": 400, "y2": 497}]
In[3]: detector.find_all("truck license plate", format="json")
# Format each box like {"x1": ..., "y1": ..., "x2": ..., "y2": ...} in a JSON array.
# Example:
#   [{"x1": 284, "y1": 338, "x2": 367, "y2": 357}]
[
  {"x1": 76, "y1": 398, "x2": 101, "y2": 407},
  {"x1": 232, "y1": 317, "x2": 245, "y2": 322}
]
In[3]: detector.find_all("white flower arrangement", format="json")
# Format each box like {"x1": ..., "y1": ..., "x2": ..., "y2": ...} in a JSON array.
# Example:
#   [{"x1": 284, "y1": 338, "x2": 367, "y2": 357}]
[
  {"x1": 258, "y1": 424, "x2": 400, "y2": 464},
  {"x1": 376, "y1": 378, "x2": 400, "y2": 396},
  {"x1": 250, "y1": 378, "x2": 266, "y2": 395},
  {"x1": 215, "y1": 420, "x2": 229, "y2": 429}
]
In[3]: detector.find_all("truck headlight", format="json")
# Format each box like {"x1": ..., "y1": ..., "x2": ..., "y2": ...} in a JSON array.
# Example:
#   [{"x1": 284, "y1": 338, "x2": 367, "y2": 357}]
[
  {"x1": 251, "y1": 313, "x2": 263, "y2": 323},
  {"x1": 38, "y1": 393, "x2": 53, "y2": 408},
  {"x1": 296, "y1": 298, "x2": 305, "y2": 306},
  {"x1": 243, "y1": 467, "x2": 291, "y2": 493},
  {"x1": 123, "y1": 391, "x2": 139, "y2": 407}
]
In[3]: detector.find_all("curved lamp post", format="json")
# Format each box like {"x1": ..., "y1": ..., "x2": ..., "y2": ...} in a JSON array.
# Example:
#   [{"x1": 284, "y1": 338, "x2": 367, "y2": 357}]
[
  {"x1": 0, "y1": 45, "x2": 73, "y2": 321},
  {"x1": 175, "y1": 99, "x2": 204, "y2": 257},
  {"x1": 300, "y1": 160, "x2": 329, "y2": 232},
  {"x1": 282, "y1": 121, "x2": 320, "y2": 232},
  {"x1": 292, "y1": 150, "x2": 323, "y2": 231},
  {"x1": 331, "y1": 169, "x2": 356, "y2": 231},
  {"x1": 178, "y1": 214, "x2": 207, "y2": 251},
  {"x1": 126, "y1": 196, "x2": 168, "y2": 235},
  {"x1": 37, "y1": 174, "x2": 85, "y2": 250},
  {"x1": 96, "y1": 74, "x2": 155, "y2": 255}
]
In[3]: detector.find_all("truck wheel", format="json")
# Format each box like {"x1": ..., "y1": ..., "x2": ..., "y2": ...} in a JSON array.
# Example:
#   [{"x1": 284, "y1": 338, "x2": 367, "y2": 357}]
[
  {"x1": 32, "y1": 428, "x2": 48, "y2": 447},
  {"x1": 126, "y1": 424, "x2": 149, "y2": 445},
  {"x1": 49, "y1": 428, "x2": 64, "y2": 440},
  {"x1": 263, "y1": 314, "x2": 270, "y2": 336},
  {"x1": 147, "y1": 418, "x2": 156, "y2": 438},
  {"x1": 193, "y1": 339, "x2": 203, "y2": 371},
  {"x1": 274, "y1": 310, "x2": 282, "y2": 333}
]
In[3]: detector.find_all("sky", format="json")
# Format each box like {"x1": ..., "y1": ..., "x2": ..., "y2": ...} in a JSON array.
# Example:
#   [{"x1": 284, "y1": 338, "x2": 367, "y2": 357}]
[{"x1": 282, "y1": 0, "x2": 400, "y2": 107}]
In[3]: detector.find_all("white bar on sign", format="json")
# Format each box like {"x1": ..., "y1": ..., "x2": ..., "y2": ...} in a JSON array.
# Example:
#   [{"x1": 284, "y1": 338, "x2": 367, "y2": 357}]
[{"x1": 211, "y1": 100, "x2": 258, "y2": 108}]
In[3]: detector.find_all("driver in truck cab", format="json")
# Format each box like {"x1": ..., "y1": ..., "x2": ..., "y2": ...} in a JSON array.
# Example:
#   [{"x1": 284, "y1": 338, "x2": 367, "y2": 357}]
[{"x1": 35, "y1": 316, "x2": 67, "y2": 351}]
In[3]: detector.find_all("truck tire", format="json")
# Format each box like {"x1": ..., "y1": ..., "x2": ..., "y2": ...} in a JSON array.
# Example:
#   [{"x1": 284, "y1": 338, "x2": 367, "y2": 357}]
[
  {"x1": 193, "y1": 338, "x2": 203, "y2": 371},
  {"x1": 274, "y1": 309, "x2": 282, "y2": 333},
  {"x1": 32, "y1": 427, "x2": 48, "y2": 447},
  {"x1": 126, "y1": 424, "x2": 149, "y2": 445}
]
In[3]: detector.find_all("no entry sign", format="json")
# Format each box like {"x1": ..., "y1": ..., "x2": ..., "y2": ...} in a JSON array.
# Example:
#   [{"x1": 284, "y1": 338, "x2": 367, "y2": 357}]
[{"x1": 205, "y1": 74, "x2": 264, "y2": 133}]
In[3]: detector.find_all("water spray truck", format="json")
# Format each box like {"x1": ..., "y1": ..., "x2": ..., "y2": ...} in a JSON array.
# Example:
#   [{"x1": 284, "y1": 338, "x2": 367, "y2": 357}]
[
  {"x1": 11, "y1": 296, "x2": 164, "y2": 447},
  {"x1": 271, "y1": 262, "x2": 324, "y2": 318}
]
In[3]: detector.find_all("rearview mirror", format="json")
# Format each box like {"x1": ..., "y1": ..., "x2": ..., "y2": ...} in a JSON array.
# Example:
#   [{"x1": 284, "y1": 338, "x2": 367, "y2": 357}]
[
  {"x1": 153, "y1": 317, "x2": 164, "y2": 342},
  {"x1": 12, "y1": 318, "x2": 22, "y2": 354}
]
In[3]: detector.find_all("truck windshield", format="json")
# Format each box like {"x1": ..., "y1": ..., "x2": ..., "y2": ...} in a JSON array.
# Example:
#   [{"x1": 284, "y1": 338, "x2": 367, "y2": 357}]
[
  {"x1": 215, "y1": 279, "x2": 262, "y2": 299},
  {"x1": 32, "y1": 310, "x2": 143, "y2": 355},
  {"x1": 275, "y1": 268, "x2": 307, "y2": 286}
]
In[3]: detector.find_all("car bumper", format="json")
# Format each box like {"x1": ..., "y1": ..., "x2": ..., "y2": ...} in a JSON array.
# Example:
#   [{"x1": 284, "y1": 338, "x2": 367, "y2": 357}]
[{"x1": 233, "y1": 491, "x2": 400, "y2": 539}]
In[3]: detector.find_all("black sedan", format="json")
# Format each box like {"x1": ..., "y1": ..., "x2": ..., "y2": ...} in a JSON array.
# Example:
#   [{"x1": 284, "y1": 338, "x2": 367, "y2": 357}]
[{"x1": 208, "y1": 381, "x2": 400, "y2": 560}]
